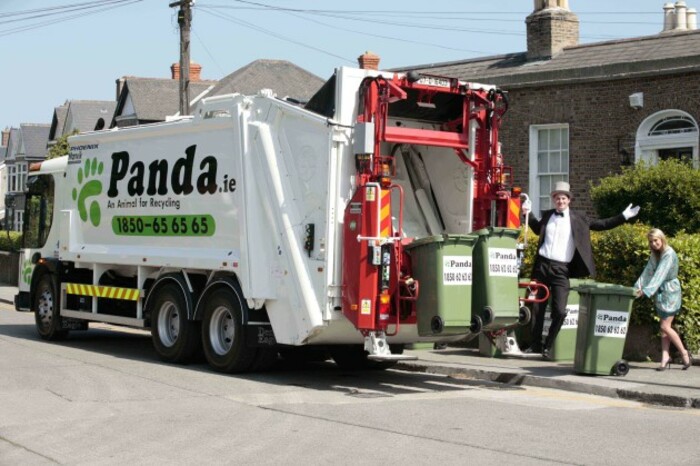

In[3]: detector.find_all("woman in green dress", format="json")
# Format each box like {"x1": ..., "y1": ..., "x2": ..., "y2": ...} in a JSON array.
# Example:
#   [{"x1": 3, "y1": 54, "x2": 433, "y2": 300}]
[{"x1": 634, "y1": 228, "x2": 691, "y2": 371}]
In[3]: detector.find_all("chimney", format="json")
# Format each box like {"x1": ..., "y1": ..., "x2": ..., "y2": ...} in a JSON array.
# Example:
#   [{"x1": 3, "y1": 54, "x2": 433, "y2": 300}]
[
  {"x1": 358, "y1": 51, "x2": 380, "y2": 70},
  {"x1": 675, "y1": 1, "x2": 688, "y2": 30},
  {"x1": 190, "y1": 62, "x2": 202, "y2": 82},
  {"x1": 663, "y1": 3, "x2": 675, "y2": 31},
  {"x1": 171, "y1": 61, "x2": 202, "y2": 81},
  {"x1": 688, "y1": 8, "x2": 698, "y2": 29},
  {"x1": 1, "y1": 127, "x2": 10, "y2": 147},
  {"x1": 526, "y1": 0, "x2": 579, "y2": 60}
]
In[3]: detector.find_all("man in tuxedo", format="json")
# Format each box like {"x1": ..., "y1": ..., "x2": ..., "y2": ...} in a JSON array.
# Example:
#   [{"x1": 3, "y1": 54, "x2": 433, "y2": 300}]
[{"x1": 521, "y1": 181, "x2": 639, "y2": 360}]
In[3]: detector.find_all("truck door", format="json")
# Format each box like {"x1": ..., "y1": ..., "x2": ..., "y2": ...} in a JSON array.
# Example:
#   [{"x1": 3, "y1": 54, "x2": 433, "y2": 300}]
[{"x1": 19, "y1": 174, "x2": 55, "y2": 294}]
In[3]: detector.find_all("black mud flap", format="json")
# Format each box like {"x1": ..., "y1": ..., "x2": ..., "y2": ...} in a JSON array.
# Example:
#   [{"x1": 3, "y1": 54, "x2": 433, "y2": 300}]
[
  {"x1": 246, "y1": 325, "x2": 277, "y2": 347},
  {"x1": 61, "y1": 318, "x2": 89, "y2": 331},
  {"x1": 14, "y1": 291, "x2": 30, "y2": 312}
]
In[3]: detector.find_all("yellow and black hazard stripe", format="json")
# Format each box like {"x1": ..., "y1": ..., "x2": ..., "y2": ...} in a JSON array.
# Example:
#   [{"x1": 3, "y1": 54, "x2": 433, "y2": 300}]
[{"x1": 65, "y1": 283, "x2": 140, "y2": 301}]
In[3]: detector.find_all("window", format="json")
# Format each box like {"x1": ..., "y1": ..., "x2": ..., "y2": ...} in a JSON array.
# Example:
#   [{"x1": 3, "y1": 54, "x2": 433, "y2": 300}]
[
  {"x1": 636, "y1": 111, "x2": 699, "y2": 168},
  {"x1": 9, "y1": 165, "x2": 16, "y2": 192},
  {"x1": 529, "y1": 124, "x2": 569, "y2": 213},
  {"x1": 14, "y1": 210, "x2": 23, "y2": 232},
  {"x1": 23, "y1": 175, "x2": 55, "y2": 247},
  {"x1": 16, "y1": 163, "x2": 27, "y2": 192}
]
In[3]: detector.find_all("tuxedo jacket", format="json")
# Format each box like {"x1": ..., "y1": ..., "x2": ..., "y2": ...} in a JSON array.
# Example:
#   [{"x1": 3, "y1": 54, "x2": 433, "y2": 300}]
[{"x1": 527, "y1": 209, "x2": 626, "y2": 278}]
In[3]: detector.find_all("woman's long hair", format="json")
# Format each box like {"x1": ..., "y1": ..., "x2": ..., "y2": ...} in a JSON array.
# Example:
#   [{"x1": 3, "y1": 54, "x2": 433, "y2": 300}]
[{"x1": 647, "y1": 228, "x2": 668, "y2": 261}]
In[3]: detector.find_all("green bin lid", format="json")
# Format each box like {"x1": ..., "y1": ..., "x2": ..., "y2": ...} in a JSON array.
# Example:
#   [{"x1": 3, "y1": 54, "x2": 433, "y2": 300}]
[
  {"x1": 404, "y1": 233, "x2": 478, "y2": 249},
  {"x1": 473, "y1": 227, "x2": 520, "y2": 238},
  {"x1": 573, "y1": 282, "x2": 637, "y2": 297}
]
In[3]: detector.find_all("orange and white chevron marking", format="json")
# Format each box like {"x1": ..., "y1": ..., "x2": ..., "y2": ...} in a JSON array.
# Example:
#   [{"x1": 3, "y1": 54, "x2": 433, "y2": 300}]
[
  {"x1": 380, "y1": 188, "x2": 392, "y2": 237},
  {"x1": 65, "y1": 283, "x2": 140, "y2": 301}
]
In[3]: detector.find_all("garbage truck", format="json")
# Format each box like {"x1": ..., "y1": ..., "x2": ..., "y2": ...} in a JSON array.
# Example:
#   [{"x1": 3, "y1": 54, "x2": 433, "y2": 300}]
[{"x1": 15, "y1": 65, "x2": 531, "y2": 373}]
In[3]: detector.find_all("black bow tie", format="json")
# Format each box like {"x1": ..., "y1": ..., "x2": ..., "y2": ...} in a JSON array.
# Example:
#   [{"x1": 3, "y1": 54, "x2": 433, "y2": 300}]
[{"x1": 554, "y1": 211, "x2": 564, "y2": 217}]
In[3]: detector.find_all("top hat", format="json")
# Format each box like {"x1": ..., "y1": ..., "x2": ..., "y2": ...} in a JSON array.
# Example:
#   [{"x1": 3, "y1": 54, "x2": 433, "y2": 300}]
[{"x1": 551, "y1": 181, "x2": 572, "y2": 198}]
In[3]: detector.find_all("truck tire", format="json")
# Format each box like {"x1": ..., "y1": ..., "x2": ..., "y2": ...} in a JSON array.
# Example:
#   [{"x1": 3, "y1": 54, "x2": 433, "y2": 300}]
[
  {"x1": 201, "y1": 286, "x2": 257, "y2": 373},
  {"x1": 150, "y1": 284, "x2": 200, "y2": 364},
  {"x1": 34, "y1": 275, "x2": 68, "y2": 341}
]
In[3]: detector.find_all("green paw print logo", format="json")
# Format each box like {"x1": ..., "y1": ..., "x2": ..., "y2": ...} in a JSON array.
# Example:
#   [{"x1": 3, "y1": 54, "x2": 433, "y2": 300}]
[
  {"x1": 72, "y1": 158, "x2": 104, "y2": 227},
  {"x1": 22, "y1": 260, "x2": 32, "y2": 285}
]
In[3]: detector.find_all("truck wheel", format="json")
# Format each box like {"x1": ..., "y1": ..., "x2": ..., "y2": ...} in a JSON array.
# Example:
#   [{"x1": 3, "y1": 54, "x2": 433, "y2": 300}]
[
  {"x1": 201, "y1": 287, "x2": 257, "y2": 373},
  {"x1": 150, "y1": 284, "x2": 200, "y2": 364},
  {"x1": 34, "y1": 275, "x2": 68, "y2": 341}
]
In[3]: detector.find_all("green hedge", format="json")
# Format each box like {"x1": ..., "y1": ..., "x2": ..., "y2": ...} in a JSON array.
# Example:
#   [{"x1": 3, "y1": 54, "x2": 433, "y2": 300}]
[
  {"x1": 519, "y1": 223, "x2": 699, "y2": 353},
  {"x1": 590, "y1": 159, "x2": 700, "y2": 235},
  {"x1": 0, "y1": 231, "x2": 22, "y2": 252}
]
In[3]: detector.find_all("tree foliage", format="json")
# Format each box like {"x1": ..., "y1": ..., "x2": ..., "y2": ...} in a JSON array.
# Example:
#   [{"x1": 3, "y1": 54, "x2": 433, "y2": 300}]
[{"x1": 46, "y1": 130, "x2": 79, "y2": 160}]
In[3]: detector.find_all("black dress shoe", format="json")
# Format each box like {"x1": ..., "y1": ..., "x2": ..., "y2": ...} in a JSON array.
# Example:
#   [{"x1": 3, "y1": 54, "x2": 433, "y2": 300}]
[{"x1": 542, "y1": 348, "x2": 552, "y2": 361}]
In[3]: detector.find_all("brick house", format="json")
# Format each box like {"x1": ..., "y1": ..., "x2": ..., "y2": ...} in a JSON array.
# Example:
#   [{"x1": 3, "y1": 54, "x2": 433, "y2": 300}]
[{"x1": 401, "y1": 1, "x2": 700, "y2": 215}]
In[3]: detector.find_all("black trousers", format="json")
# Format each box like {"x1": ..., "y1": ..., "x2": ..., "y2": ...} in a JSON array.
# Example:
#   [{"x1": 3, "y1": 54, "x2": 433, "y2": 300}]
[{"x1": 531, "y1": 256, "x2": 570, "y2": 351}]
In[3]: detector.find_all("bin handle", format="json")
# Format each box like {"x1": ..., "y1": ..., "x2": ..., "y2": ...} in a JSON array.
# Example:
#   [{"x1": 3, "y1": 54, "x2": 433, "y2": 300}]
[{"x1": 519, "y1": 280, "x2": 549, "y2": 304}]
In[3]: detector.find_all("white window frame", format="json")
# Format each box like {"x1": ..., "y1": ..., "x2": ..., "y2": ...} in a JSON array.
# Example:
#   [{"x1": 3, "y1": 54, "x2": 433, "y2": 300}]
[
  {"x1": 9, "y1": 165, "x2": 16, "y2": 192},
  {"x1": 528, "y1": 123, "x2": 570, "y2": 214},
  {"x1": 14, "y1": 210, "x2": 23, "y2": 232},
  {"x1": 635, "y1": 110, "x2": 699, "y2": 168},
  {"x1": 16, "y1": 162, "x2": 27, "y2": 192}
]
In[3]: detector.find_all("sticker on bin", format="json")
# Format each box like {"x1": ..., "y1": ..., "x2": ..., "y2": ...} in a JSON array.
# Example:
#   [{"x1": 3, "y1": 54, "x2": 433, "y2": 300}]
[
  {"x1": 543, "y1": 305, "x2": 579, "y2": 335},
  {"x1": 442, "y1": 256, "x2": 472, "y2": 285},
  {"x1": 488, "y1": 248, "x2": 519, "y2": 277},
  {"x1": 594, "y1": 309, "x2": 628, "y2": 338}
]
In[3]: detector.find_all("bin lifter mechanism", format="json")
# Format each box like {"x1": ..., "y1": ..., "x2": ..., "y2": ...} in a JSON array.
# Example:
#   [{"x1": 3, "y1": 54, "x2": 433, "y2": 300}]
[{"x1": 342, "y1": 72, "x2": 523, "y2": 359}]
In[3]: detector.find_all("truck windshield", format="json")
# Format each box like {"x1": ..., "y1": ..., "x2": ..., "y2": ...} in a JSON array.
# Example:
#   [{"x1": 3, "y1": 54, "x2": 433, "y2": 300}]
[{"x1": 23, "y1": 174, "x2": 54, "y2": 249}]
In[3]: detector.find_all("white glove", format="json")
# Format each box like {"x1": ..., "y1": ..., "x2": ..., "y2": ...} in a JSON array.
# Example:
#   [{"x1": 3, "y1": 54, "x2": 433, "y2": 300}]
[
  {"x1": 622, "y1": 203, "x2": 640, "y2": 220},
  {"x1": 522, "y1": 199, "x2": 532, "y2": 216}
]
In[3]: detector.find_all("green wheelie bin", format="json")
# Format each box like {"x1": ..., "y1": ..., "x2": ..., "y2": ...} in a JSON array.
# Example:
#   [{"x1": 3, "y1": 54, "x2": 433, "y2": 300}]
[
  {"x1": 405, "y1": 234, "x2": 478, "y2": 336},
  {"x1": 541, "y1": 278, "x2": 594, "y2": 361},
  {"x1": 573, "y1": 283, "x2": 637, "y2": 376},
  {"x1": 513, "y1": 278, "x2": 591, "y2": 361},
  {"x1": 472, "y1": 227, "x2": 527, "y2": 333}
]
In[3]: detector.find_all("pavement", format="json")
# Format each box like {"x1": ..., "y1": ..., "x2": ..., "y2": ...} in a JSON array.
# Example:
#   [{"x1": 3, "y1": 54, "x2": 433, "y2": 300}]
[{"x1": 2, "y1": 282, "x2": 699, "y2": 409}]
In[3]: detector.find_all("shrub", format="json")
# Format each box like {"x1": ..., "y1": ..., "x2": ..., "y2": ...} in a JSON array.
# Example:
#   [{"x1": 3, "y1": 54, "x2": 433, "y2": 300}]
[
  {"x1": 519, "y1": 223, "x2": 699, "y2": 353},
  {"x1": 590, "y1": 159, "x2": 700, "y2": 235},
  {"x1": 0, "y1": 231, "x2": 22, "y2": 252}
]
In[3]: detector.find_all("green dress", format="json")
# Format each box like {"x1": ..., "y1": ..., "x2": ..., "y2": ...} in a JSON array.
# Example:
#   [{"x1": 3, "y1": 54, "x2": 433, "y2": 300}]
[{"x1": 634, "y1": 247, "x2": 682, "y2": 318}]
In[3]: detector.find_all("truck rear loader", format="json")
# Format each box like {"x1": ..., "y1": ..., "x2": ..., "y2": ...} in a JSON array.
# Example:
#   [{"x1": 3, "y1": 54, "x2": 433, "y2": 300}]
[{"x1": 15, "y1": 66, "x2": 531, "y2": 372}]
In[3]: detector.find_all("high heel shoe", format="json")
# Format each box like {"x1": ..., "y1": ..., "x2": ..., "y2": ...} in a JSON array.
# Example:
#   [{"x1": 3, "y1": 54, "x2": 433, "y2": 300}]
[
  {"x1": 656, "y1": 360, "x2": 671, "y2": 371},
  {"x1": 682, "y1": 352, "x2": 693, "y2": 370}
]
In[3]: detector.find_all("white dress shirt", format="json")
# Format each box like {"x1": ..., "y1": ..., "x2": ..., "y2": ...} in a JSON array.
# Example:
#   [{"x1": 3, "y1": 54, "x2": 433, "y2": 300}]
[{"x1": 538, "y1": 209, "x2": 575, "y2": 263}]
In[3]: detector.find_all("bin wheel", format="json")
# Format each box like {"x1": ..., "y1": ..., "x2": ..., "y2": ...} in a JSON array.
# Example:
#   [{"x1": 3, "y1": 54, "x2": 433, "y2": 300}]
[
  {"x1": 430, "y1": 316, "x2": 444, "y2": 334},
  {"x1": 518, "y1": 306, "x2": 532, "y2": 326},
  {"x1": 612, "y1": 360, "x2": 629, "y2": 376},
  {"x1": 470, "y1": 316, "x2": 483, "y2": 334},
  {"x1": 482, "y1": 307, "x2": 494, "y2": 325}
]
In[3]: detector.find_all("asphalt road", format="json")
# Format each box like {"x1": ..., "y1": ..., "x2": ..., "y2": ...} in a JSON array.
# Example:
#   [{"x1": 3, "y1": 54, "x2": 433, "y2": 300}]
[{"x1": 1, "y1": 307, "x2": 699, "y2": 465}]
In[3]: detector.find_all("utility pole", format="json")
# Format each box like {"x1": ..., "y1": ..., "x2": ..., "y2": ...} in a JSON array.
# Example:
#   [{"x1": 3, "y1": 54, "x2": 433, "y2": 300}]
[{"x1": 169, "y1": 0, "x2": 193, "y2": 115}]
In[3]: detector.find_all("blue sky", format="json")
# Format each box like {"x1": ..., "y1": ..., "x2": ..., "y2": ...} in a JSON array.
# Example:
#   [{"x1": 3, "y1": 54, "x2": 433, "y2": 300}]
[{"x1": 0, "y1": 0, "x2": 682, "y2": 131}]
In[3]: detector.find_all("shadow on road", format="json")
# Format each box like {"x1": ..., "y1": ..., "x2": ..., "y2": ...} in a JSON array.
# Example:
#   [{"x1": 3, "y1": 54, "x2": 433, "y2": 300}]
[{"x1": 0, "y1": 320, "x2": 525, "y2": 398}]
